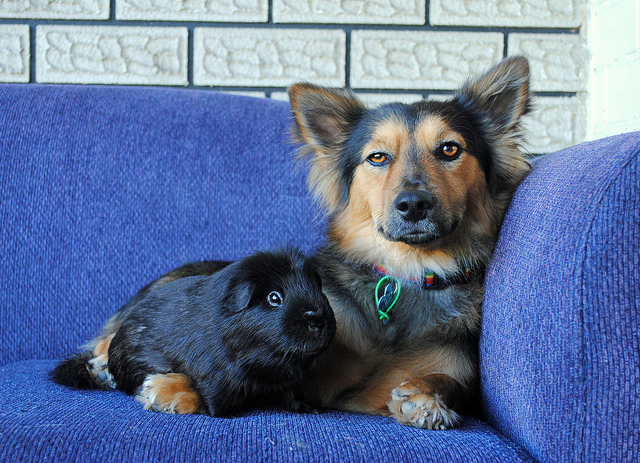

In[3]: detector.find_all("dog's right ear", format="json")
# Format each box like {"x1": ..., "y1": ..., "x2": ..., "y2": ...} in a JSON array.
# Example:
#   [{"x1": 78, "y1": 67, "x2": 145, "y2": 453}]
[
  {"x1": 288, "y1": 83, "x2": 366, "y2": 213},
  {"x1": 288, "y1": 83, "x2": 365, "y2": 152},
  {"x1": 224, "y1": 281, "x2": 255, "y2": 313}
]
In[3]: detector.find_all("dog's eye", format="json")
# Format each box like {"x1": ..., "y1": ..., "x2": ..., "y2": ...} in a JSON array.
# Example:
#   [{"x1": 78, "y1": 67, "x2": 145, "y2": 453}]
[
  {"x1": 367, "y1": 152, "x2": 389, "y2": 166},
  {"x1": 441, "y1": 142, "x2": 461, "y2": 159},
  {"x1": 267, "y1": 291, "x2": 283, "y2": 307}
]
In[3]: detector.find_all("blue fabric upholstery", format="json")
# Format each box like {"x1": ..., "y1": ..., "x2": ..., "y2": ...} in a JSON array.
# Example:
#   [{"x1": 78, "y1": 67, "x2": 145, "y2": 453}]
[
  {"x1": 481, "y1": 132, "x2": 640, "y2": 462},
  {"x1": 1, "y1": 360, "x2": 532, "y2": 462},
  {"x1": 0, "y1": 83, "x2": 637, "y2": 462},
  {"x1": 0, "y1": 84, "x2": 322, "y2": 365}
]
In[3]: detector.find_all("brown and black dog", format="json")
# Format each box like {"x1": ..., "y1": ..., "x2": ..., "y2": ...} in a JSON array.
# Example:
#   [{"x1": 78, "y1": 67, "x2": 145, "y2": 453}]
[
  {"x1": 52, "y1": 56, "x2": 531, "y2": 430},
  {"x1": 287, "y1": 55, "x2": 531, "y2": 429}
]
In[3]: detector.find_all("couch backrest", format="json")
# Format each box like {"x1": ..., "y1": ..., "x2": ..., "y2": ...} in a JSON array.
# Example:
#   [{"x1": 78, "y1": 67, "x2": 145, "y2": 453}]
[
  {"x1": 481, "y1": 132, "x2": 640, "y2": 462},
  {"x1": 0, "y1": 84, "x2": 324, "y2": 364}
]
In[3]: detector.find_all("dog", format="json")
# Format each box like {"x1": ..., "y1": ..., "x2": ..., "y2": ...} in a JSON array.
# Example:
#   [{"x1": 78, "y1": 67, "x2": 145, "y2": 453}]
[
  {"x1": 52, "y1": 249, "x2": 336, "y2": 416},
  {"x1": 286, "y1": 55, "x2": 532, "y2": 429}
]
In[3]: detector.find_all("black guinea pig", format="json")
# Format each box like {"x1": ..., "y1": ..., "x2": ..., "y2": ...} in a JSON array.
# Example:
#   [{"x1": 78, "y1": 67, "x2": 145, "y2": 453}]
[{"x1": 53, "y1": 249, "x2": 336, "y2": 417}]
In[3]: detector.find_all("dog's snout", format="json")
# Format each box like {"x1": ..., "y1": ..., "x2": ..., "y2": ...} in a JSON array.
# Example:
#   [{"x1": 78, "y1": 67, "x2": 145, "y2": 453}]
[{"x1": 394, "y1": 191, "x2": 432, "y2": 223}]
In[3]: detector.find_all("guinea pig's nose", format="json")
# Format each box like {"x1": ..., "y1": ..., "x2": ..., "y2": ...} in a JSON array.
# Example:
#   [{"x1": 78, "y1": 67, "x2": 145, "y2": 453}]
[{"x1": 304, "y1": 310, "x2": 319, "y2": 331}]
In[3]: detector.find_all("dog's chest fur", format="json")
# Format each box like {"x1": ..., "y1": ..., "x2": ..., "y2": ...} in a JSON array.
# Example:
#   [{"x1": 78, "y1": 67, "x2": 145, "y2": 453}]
[{"x1": 316, "y1": 247, "x2": 482, "y2": 354}]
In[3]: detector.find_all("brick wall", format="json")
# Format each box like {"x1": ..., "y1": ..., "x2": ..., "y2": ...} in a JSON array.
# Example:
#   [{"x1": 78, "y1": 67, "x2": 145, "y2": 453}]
[
  {"x1": 588, "y1": 0, "x2": 640, "y2": 140},
  {"x1": 0, "y1": 0, "x2": 592, "y2": 154}
]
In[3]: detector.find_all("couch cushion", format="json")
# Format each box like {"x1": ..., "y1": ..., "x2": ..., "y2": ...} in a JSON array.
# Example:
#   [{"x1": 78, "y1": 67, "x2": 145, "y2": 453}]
[
  {"x1": 480, "y1": 132, "x2": 640, "y2": 462},
  {"x1": 0, "y1": 360, "x2": 533, "y2": 462}
]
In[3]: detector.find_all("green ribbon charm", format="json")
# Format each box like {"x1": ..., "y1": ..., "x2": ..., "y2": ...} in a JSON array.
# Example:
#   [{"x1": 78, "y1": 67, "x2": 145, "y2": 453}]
[{"x1": 375, "y1": 276, "x2": 401, "y2": 325}]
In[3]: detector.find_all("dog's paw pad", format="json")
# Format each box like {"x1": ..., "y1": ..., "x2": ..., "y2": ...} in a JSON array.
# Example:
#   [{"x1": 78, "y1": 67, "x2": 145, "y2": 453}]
[
  {"x1": 388, "y1": 379, "x2": 460, "y2": 430},
  {"x1": 135, "y1": 373, "x2": 204, "y2": 415},
  {"x1": 87, "y1": 354, "x2": 116, "y2": 389}
]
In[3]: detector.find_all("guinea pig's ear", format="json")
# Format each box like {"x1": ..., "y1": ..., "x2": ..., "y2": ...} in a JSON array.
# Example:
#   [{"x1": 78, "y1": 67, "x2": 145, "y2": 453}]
[{"x1": 224, "y1": 281, "x2": 255, "y2": 313}]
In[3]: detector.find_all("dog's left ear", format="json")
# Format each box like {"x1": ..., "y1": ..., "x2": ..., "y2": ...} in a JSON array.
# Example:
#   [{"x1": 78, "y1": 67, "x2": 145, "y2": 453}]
[
  {"x1": 224, "y1": 281, "x2": 255, "y2": 313},
  {"x1": 457, "y1": 55, "x2": 531, "y2": 134}
]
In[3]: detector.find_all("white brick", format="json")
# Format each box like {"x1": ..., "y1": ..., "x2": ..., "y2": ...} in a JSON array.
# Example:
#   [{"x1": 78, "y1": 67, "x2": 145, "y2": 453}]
[
  {"x1": 356, "y1": 92, "x2": 424, "y2": 106},
  {"x1": 36, "y1": 26, "x2": 188, "y2": 86},
  {"x1": 223, "y1": 90, "x2": 267, "y2": 98},
  {"x1": 270, "y1": 90, "x2": 425, "y2": 106},
  {"x1": 587, "y1": 0, "x2": 640, "y2": 140},
  {"x1": 0, "y1": 25, "x2": 29, "y2": 83},
  {"x1": 427, "y1": 93, "x2": 454, "y2": 102},
  {"x1": 523, "y1": 95, "x2": 587, "y2": 154},
  {"x1": 270, "y1": 91, "x2": 290, "y2": 102},
  {"x1": 273, "y1": 0, "x2": 425, "y2": 25},
  {"x1": 589, "y1": 0, "x2": 640, "y2": 69},
  {"x1": 116, "y1": 0, "x2": 268, "y2": 22},
  {"x1": 509, "y1": 33, "x2": 588, "y2": 92},
  {"x1": 0, "y1": 0, "x2": 109, "y2": 19},
  {"x1": 430, "y1": 0, "x2": 582, "y2": 28},
  {"x1": 350, "y1": 30, "x2": 504, "y2": 90},
  {"x1": 193, "y1": 28, "x2": 346, "y2": 87},
  {"x1": 589, "y1": 60, "x2": 640, "y2": 140}
]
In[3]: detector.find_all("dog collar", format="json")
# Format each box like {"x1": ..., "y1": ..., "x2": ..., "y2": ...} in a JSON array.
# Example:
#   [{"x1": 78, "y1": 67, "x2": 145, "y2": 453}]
[
  {"x1": 374, "y1": 263, "x2": 474, "y2": 325},
  {"x1": 374, "y1": 263, "x2": 472, "y2": 290}
]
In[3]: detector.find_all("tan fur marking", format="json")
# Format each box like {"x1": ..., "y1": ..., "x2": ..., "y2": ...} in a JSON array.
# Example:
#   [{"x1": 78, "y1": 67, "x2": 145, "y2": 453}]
[
  {"x1": 136, "y1": 373, "x2": 205, "y2": 415},
  {"x1": 92, "y1": 333, "x2": 114, "y2": 357}
]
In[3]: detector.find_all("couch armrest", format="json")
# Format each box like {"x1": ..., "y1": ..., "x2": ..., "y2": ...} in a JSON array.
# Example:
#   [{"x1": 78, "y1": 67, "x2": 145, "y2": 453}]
[{"x1": 480, "y1": 132, "x2": 640, "y2": 462}]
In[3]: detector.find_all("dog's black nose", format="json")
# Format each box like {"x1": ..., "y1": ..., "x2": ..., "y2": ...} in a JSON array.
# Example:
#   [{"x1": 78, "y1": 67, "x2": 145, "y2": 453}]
[{"x1": 394, "y1": 191, "x2": 432, "y2": 222}]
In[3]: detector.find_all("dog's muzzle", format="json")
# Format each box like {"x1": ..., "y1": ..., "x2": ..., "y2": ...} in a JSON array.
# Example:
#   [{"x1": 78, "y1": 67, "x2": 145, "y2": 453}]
[
  {"x1": 394, "y1": 190, "x2": 432, "y2": 223},
  {"x1": 380, "y1": 190, "x2": 455, "y2": 246}
]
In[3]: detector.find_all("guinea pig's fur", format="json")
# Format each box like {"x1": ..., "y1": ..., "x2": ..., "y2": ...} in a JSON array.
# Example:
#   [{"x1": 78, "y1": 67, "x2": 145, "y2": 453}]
[{"x1": 55, "y1": 249, "x2": 336, "y2": 417}]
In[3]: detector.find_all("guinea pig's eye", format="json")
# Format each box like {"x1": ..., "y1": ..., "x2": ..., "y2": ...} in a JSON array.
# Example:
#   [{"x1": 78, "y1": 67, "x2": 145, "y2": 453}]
[{"x1": 267, "y1": 291, "x2": 283, "y2": 307}]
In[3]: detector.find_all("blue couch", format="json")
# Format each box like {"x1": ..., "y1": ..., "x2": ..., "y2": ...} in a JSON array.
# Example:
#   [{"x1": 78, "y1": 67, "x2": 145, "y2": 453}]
[{"x1": 0, "y1": 83, "x2": 638, "y2": 462}]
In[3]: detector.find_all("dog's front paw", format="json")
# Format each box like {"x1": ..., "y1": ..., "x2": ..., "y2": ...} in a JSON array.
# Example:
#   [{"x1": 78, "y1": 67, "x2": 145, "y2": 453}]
[
  {"x1": 388, "y1": 378, "x2": 460, "y2": 430},
  {"x1": 136, "y1": 373, "x2": 204, "y2": 415}
]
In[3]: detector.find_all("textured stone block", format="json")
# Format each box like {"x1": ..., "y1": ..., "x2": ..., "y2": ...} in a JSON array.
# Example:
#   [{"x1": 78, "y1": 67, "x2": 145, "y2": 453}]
[
  {"x1": 508, "y1": 33, "x2": 588, "y2": 92},
  {"x1": 0, "y1": 0, "x2": 109, "y2": 19},
  {"x1": 350, "y1": 30, "x2": 504, "y2": 90},
  {"x1": 36, "y1": 26, "x2": 188, "y2": 86},
  {"x1": 523, "y1": 95, "x2": 586, "y2": 154},
  {"x1": 273, "y1": 0, "x2": 425, "y2": 25},
  {"x1": 193, "y1": 28, "x2": 346, "y2": 87},
  {"x1": 271, "y1": 91, "x2": 424, "y2": 106},
  {"x1": 116, "y1": 0, "x2": 268, "y2": 22},
  {"x1": 0, "y1": 25, "x2": 30, "y2": 83},
  {"x1": 430, "y1": 0, "x2": 582, "y2": 28}
]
